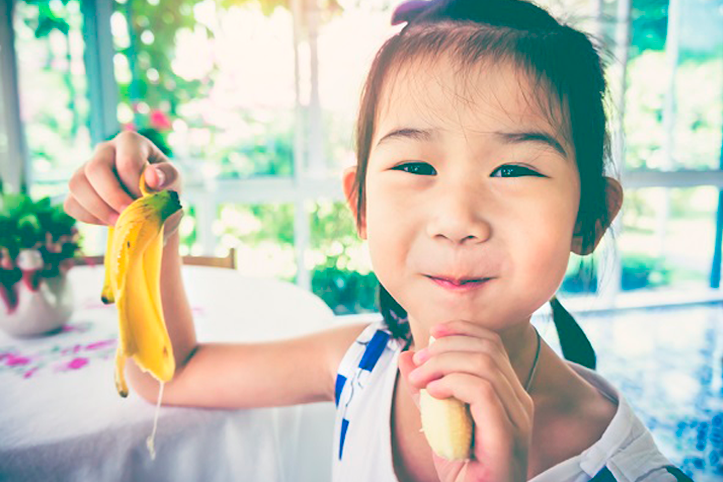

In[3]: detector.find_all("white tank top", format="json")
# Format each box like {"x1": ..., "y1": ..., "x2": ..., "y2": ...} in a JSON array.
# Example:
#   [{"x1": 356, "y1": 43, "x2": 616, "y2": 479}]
[{"x1": 331, "y1": 320, "x2": 679, "y2": 482}]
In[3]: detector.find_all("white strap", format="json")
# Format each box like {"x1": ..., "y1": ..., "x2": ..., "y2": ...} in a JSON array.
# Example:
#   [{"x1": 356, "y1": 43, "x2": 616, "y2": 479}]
[{"x1": 606, "y1": 431, "x2": 674, "y2": 482}]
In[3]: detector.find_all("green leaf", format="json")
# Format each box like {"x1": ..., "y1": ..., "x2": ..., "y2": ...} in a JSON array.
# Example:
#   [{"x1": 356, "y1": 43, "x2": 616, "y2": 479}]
[
  {"x1": 34, "y1": 197, "x2": 52, "y2": 212},
  {"x1": 17, "y1": 214, "x2": 41, "y2": 248},
  {"x1": 1, "y1": 193, "x2": 33, "y2": 218},
  {"x1": 34, "y1": 15, "x2": 69, "y2": 38},
  {"x1": 50, "y1": 207, "x2": 76, "y2": 232}
]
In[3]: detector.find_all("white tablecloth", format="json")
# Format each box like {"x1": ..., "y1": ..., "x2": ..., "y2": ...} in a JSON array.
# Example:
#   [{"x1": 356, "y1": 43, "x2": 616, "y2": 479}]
[{"x1": 0, "y1": 266, "x2": 338, "y2": 482}]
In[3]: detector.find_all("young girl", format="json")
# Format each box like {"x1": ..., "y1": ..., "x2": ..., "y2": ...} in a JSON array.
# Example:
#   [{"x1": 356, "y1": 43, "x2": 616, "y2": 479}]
[{"x1": 64, "y1": 0, "x2": 693, "y2": 480}]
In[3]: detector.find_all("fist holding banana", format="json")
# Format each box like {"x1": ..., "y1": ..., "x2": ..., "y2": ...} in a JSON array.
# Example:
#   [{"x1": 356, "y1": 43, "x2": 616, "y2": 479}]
[
  {"x1": 64, "y1": 131, "x2": 183, "y2": 233},
  {"x1": 397, "y1": 320, "x2": 536, "y2": 482}
]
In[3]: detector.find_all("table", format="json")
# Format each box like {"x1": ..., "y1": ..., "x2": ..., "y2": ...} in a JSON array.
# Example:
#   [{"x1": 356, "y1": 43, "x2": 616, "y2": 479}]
[{"x1": 0, "y1": 265, "x2": 338, "y2": 482}]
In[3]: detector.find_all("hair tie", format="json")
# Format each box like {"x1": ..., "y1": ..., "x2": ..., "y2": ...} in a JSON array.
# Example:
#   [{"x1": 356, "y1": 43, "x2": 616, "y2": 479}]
[{"x1": 391, "y1": 0, "x2": 436, "y2": 26}]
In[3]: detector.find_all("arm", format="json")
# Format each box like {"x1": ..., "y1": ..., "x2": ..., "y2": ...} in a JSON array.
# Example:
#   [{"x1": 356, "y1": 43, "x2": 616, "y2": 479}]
[
  {"x1": 123, "y1": 230, "x2": 197, "y2": 399},
  {"x1": 127, "y1": 232, "x2": 367, "y2": 408},
  {"x1": 151, "y1": 320, "x2": 368, "y2": 409},
  {"x1": 64, "y1": 131, "x2": 364, "y2": 408}
]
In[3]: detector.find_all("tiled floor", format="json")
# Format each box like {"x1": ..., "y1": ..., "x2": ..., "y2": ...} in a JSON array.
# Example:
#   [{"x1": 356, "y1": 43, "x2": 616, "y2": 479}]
[{"x1": 535, "y1": 303, "x2": 723, "y2": 482}]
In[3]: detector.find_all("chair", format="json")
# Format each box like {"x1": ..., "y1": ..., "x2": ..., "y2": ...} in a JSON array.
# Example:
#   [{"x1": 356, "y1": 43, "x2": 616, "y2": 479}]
[
  {"x1": 74, "y1": 248, "x2": 236, "y2": 270},
  {"x1": 182, "y1": 248, "x2": 236, "y2": 269}
]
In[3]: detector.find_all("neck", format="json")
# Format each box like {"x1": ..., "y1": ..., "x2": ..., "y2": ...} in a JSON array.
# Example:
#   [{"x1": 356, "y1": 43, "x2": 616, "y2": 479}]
[{"x1": 407, "y1": 316, "x2": 541, "y2": 392}]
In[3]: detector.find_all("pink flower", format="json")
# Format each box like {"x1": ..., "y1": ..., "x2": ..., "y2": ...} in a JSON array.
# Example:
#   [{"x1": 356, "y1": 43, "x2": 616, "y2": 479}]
[
  {"x1": 149, "y1": 109, "x2": 172, "y2": 130},
  {"x1": 5, "y1": 354, "x2": 31, "y2": 366},
  {"x1": 1, "y1": 257, "x2": 13, "y2": 270},
  {"x1": 67, "y1": 357, "x2": 89, "y2": 370},
  {"x1": 85, "y1": 340, "x2": 116, "y2": 351},
  {"x1": 23, "y1": 367, "x2": 39, "y2": 379}
]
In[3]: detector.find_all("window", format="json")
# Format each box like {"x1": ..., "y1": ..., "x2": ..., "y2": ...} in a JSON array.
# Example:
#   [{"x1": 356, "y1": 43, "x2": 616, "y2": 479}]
[
  {"x1": 13, "y1": 0, "x2": 92, "y2": 199},
  {"x1": 4, "y1": 0, "x2": 723, "y2": 313}
]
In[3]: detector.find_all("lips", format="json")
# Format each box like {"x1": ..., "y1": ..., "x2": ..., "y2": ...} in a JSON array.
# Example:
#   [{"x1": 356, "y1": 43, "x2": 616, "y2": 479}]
[
  {"x1": 426, "y1": 275, "x2": 492, "y2": 292},
  {"x1": 427, "y1": 275, "x2": 490, "y2": 285}
]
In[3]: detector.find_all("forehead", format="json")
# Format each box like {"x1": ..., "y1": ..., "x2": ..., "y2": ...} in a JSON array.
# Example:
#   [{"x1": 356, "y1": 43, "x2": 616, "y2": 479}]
[{"x1": 373, "y1": 54, "x2": 570, "y2": 146}]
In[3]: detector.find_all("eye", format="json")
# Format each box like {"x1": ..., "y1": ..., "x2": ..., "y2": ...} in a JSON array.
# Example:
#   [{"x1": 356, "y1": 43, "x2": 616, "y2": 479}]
[
  {"x1": 491, "y1": 165, "x2": 544, "y2": 178},
  {"x1": 391, "y1": 162, "x2": 437, "y2": 176}
]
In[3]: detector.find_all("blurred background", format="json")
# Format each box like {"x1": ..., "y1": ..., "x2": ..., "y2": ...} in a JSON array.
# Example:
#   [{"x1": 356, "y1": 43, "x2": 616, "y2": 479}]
[{"x1": 0, "y1": 0, "x2": 721, "y2": 479}]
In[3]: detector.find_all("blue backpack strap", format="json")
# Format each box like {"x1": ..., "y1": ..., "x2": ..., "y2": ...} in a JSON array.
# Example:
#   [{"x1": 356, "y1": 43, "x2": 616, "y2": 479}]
[{"x1": 590, "y1": 466, "x2": 617, "y2": 481}]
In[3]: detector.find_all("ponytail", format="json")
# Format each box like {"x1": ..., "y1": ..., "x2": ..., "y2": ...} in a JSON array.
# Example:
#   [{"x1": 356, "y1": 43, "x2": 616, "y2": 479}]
[
  {"x1": 379, "y1": 284, "x2": 410, "y2": 340},
  {"x1": 550, "y1": 296, "x2": 596, "y2": 369}
]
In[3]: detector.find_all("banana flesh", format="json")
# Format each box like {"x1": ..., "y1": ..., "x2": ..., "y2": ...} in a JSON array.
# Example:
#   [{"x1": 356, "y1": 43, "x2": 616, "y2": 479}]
[
  {"x1": 102, "y1": 177, "x2": 181, "y2": 397},
  {"x1": 419, "y1": 336, "x2": 474, "y2": 460}
]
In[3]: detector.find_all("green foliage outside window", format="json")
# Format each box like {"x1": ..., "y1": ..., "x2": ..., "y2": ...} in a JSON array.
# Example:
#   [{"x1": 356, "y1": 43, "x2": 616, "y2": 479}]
[{"x1": 14, "y1": 0, "x2": 723, "y2": 314}]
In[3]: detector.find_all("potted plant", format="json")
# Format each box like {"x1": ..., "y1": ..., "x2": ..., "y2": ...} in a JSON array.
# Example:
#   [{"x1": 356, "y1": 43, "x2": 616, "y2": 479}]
[{"x1": 0, "y1": 190, "x2": 81, "y2": 336}]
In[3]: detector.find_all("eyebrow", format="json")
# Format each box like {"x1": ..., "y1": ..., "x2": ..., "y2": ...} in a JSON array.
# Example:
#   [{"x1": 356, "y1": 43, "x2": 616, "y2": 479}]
[
  {"x1": 494, "y1": 131, "x2": 568, "y2": 158},
  {"x1": 375, "y1": 127, "x2": 568, "y2": 158}
]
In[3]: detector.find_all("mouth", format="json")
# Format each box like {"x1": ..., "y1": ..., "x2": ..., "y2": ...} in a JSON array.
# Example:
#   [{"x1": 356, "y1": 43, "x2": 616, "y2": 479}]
[{"x1": 426, "y1": 275, "x2": 492, "y2": 292}]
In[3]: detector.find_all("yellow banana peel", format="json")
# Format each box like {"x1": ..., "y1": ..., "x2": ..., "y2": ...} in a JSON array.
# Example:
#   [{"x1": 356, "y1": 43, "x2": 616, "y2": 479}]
[
  {"x1": 101, "y1": 227, "x2": 115, "y2": 304},
  {"x1": 419, "y1": 336, "x2": 474, "y2": 460},
  {"x1": 102, "y1": 175, "x2": 182, "y2": 397}
]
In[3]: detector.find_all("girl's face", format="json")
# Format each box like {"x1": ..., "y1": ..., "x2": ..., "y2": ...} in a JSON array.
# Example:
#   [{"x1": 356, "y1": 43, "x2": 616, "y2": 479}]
[{"x1": 363, "y1": 56, "x2": 581, "y2": 334}]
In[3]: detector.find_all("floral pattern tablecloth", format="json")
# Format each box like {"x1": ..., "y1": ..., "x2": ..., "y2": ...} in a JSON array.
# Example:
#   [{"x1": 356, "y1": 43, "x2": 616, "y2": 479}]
[{"x1": 0, "y1": 265, "x2": 336, "y2": 482}]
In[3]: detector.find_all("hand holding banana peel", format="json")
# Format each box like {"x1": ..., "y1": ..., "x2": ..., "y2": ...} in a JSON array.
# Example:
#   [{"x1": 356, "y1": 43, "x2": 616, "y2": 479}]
[
  {"x1": 397, "y1": 320, "x2": 536, "y2": 482},
  {"x1": 102, "y1": 172, "x2": 182, "y2": 397}
]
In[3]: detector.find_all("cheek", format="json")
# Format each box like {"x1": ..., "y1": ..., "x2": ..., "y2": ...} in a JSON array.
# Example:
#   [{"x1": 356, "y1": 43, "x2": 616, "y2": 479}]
[
  {"x1": 364, "y1": 182, "x2": 404, "y2": 283},
  {"x1": 511, "y1": 183, "x2": 579, "y2": 296}
]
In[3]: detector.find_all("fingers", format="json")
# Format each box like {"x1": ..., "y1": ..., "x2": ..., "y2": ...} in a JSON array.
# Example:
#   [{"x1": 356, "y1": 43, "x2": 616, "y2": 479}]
[
  {"x1": 67, "y1": 168, "x2": 120, "y2": 226},
  {"x1": 408, "y1": 350, "x2": 529, "y2": 432},
  {"x1": 416, "y1": 334, "x2": 529, "y2": 403},
  {"x1": 84, "y1": 143, "x2": 135, "y2": 213},
  {"x1": 430, "y1": 320, "x2": 504, "y2": 346},
  {"x1": 430, "y1": 373, "x2": 522, "y2": 458},
  {"x1": 144, "y1": 162, "x2": 182, "y2": 193},
  {"x1": 115, "y1": 131, "x2": 156, "y2": 198},
  {"x1": 397, "y1": 350, "x2": 421, "y2": 409},
  {"x1": 414, "y1": 334, "x2": 504, "y2": 364},
  {"x1": 63, "y1": 195, "x2": 108, "y2": 226},
  {"x1": 65, "y1": 131, "x2": 180, "y2": 228}
]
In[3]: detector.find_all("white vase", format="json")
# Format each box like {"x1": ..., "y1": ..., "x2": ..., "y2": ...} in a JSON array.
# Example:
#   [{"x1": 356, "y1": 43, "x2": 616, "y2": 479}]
[{"x1": 0, "y1": 251, "x2": 74, "y2": 337}]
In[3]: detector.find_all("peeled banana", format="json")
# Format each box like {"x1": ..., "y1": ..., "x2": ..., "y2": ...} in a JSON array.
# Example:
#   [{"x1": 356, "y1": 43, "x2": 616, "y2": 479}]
[
  {"x1": 419, "y1": 336, "x2": 474, "y2": 460},
  {"x1": 102, "y1": 175, "x2": 181, "y2": 397}
]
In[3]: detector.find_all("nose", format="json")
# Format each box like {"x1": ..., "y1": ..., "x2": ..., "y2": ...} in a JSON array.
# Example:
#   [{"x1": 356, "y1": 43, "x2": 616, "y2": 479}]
[{"x1": 426, "y1": 180, "x2": 491, "y2": 245}]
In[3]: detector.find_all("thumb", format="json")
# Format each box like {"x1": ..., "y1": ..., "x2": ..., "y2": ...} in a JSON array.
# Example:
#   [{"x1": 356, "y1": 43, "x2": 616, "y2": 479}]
[
  {"x1": 144, "y1": 162, "x2": 182, "y2": 193},
  {"x1": 398, "y1": 350, "x2": 421, "y2": 409}
]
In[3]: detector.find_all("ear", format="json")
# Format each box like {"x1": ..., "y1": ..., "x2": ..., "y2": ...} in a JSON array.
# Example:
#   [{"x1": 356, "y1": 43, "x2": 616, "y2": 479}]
[
  {"x1": 342, "y1": 166, "x2": 367, "y2": 239},
  {"x1": 571, "y1": 177, "x2": 623, "y2": 255}
]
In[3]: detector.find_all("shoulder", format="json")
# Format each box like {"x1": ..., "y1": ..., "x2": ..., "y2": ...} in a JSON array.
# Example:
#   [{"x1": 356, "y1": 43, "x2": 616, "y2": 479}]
[
  {"x1": 539, "y1": 366, "x2": 679, "y2": 482},
  {"x1": 529, "y1": 351, "x2": 620, "y2": 474},
  {"x1": 530, "y1": 348, "x2": 680, "y2": 480},
  {"x1": 531, "y1": 379, "x2": 618, "y2": 471}
]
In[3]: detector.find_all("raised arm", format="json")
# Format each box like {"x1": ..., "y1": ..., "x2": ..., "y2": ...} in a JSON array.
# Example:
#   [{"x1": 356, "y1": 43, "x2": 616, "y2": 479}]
[{"x1": 65, "y1": 131, "x2": 368, "y2": 408}]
